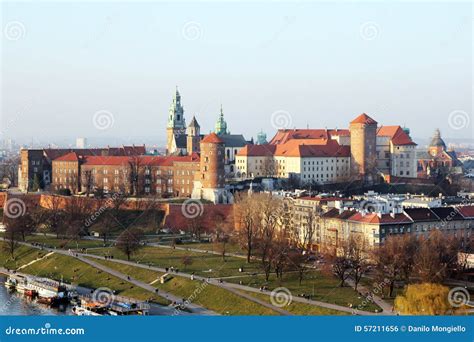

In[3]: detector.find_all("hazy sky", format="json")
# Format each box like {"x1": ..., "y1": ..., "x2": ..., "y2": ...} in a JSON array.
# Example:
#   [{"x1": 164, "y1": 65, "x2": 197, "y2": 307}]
[{"x1": 1, "y1": 1, "x2": 472, "y2": 147}]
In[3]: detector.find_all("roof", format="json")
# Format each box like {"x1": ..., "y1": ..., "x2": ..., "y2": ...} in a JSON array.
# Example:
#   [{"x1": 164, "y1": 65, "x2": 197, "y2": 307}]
[
  {"x1": 53, "y1": 152, "x2": 79, "y2": 162},
  {"x1": 430, "y1": 207, "x2": 464, "y2": 221},
  {"x1": 348, "y1": 212, "x2": 412, "y2": 224},
  {"x1": 236, "y1": 144, "x2": 276, "y2": 157},
  {"x1": 350, "y1": 113, "x2": 377, "y2": 125},
  {"x1": 377, "y1": 126, "x2": 417, "y2": 146},
  {"x1": 45, "y1": 146, "x2": 146, "y2": 161},
  {"x1": 218, "y1": 134, "x2": 248, "y2": 147},
  {"x1": 274, "y1": 140, "x2": 350, "y2": 158},
  {"x1": 188, "y1": 116, "x2": 200, "y2": 128},
  {"x1": 201, "y1": 133, "x2": 224, "y2": 144},
  {"x1": 403, "y1": 208, "x2": 440, "y2": 222},
  {"x1": 269, "y1": 129, "x2": 350, "y2": 145},
  {"x1": 82, "y1": 154, "x2": 199, "y2": 167},
  {"x1": 456, "y1": 206, "x2": 474, "y2": 218}
]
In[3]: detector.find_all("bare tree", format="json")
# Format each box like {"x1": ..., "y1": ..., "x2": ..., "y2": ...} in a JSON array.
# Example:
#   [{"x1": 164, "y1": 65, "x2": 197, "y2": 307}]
[
  {"x1": 234, "y1": 193, "x2": 258, "y2": 263},
  {"x1": 0, "y1": 156, "x2": 19, "y2": 187},
  {"x1": 115, "y1": 228, "x2": 144, "y2": 260}
]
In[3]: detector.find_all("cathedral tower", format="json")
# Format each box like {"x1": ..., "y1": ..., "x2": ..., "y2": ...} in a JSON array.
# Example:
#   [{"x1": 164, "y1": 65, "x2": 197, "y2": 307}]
[
  {"x1": 166, "y1": 87, "x2": 186, "y2": 154},
  {"x1": 214, "y1": 105, "x2": 229, "y2": 135}
]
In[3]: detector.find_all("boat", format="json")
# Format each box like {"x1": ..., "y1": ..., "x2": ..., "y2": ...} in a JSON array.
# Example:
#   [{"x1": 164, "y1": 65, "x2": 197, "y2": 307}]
[
  {"x1": 72, "y1": 295, "x2": 150, "y2": 316},
  {"x1": 4, "y1": 275, "x2": 69, "y2": 305}
]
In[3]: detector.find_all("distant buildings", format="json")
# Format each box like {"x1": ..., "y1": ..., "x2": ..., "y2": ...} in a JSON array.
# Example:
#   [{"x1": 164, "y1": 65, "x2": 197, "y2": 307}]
[
  {"x1": 76, "y1": 138, "x2": 87, "y2": 149},
  {"x1": 417, "y1": 129, "x2": 463, "y2": 178}
]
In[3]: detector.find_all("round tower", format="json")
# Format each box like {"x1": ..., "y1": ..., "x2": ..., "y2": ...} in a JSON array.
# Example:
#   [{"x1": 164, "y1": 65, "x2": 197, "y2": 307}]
[
  {"x1": 349, "y1": 113, "x2": 378, "y2": 180},
  {"x1": 199, "y1": 133, "x2": 225, "y2": 189}
]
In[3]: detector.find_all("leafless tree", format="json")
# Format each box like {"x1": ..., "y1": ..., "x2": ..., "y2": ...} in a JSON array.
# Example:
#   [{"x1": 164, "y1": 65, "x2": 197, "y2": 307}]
[
  {"x1": 116, "y1": 228, "x2": 144, "y2": 260},
  {"x1": 234, "y1": 193, "x2": 258, "y2": 263}
]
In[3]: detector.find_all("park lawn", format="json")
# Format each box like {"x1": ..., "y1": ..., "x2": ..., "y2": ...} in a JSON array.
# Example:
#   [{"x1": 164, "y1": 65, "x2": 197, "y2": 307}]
[
  {"x1": 178, "y1": 242, "x2": 244, "y2": 255},
  {"x1": 0, "y1": 242, "x2": 48, "y2": 270},
  {"x1": 20, "y1": 253, "x2": 169, "y2": 306},
  {"x1": 358, "y1": 276, "x2": 403, "y2": 305},
  {"x1": 24, "y1": 235, "x2": 106, "y2": 250},
  {"x1": 227, "y1": 271, "x2": 381, "y2": 313},
  {"x1": 239, "y1": 290, "x2": 350, "y2": 315},
  {"x1": 88, "y1": 246, "x2": 260, "y2": 278},
  {"x1": 92, "y1": 259, "x2": 279, "y2": 316}
]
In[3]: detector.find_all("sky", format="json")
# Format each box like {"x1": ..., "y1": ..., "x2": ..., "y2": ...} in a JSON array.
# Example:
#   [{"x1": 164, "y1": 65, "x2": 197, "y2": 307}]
[{"x1": 1, "y1": 1, "x2": 472, "y2": 147}]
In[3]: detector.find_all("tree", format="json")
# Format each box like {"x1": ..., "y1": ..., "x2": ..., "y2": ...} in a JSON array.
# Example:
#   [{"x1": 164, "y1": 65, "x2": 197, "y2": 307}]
[
  {"x1": 82, "y1": 170, "x2": 94, "y2": 196},
  {"x1": 413, "y1": 230, "x2": 459, "y2": 283},
  {"x1": 234, "y1": 193, "x2": 259, "y2": 263},
  {"x1": 373, "y1": 234, "x2": 418, "y2": 297},
  {"x1": 347, "y1": 236, "x2": 370, "y2": 291},
  {"x1": 96, "y1": 193, "x2": 126, "y2": 244},
  {"x1": 128, "y1": 156, "x2": 142, "y2": 196},
  {"x1": 394, "y1": 283, "x2": 456, "y2": 315},
  {"x1": 3, "y1": 218, "x2": 22, "y2": 258},
  {"x1": 322, "y1": 242, "x2": 352, "y2": 287},
  {"x1": 213, "y1": 211, "x2": 231, "y2": 262},
  {"x1": 0, "y1": 156, "x2": 19, "y2": 187},
  {"x1": 31, "y1": 174, "x2": 41, "y2": 192},
  {"x1": 181, "y1": 255, "x2": 193, "y2": 270},
  {"x1": 115, "y1": 228, "x2": 144, "y2": 260}
]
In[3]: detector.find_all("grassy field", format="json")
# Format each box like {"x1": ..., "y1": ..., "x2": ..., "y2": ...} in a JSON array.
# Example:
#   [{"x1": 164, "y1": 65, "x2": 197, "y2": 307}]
[
  {"x1": 88, "y1": 246, "x2": 260, "y2": 278},
  {"x1": 20, "y1": 253, "x2": 169, "y2": 305},
  {"x1": 227, "y1": 271, "x2": 381, "y2": 313},
  {"x1": 93, "y1": 259, "x2": 279, "y2": 316},
  {"x1": 0, "y1": 242, "x2": 48, "y2": 270},
  {"x1": 239, "y1": 290, "x2": 350, "y2": 315},
  {"x1": 178, "y1": 242, "x2": 244, "y2": 255},
  {"x1": 24, "y1": 235, "x2": 106, "y2": 250}
]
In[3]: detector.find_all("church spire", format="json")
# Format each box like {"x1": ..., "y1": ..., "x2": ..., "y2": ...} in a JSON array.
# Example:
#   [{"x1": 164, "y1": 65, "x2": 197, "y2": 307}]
[
  {"x1": 215, "y1": 104, "x2": 228, "y2": 135},
  {"x1": 167, "y1": 87, "x2": 185, "y2": 129}
]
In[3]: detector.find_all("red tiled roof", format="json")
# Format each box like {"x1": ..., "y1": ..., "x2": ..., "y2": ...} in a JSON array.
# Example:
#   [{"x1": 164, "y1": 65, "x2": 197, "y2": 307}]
[
  {"x1": 350, "y1": 113, "x2": 377, "y2": 125},
  {"x1": 348, "y1": 212, "x2": 412, "y2": 224},
  {"x1": 275, "y1": 140, "x2": 350, "y2": 158},
  {"x1": 53, "y1": 152, "x2": 79, "y2": 162},
  {"x1": 456, "y1": 206, "x2": 474, "y2": 218},
  {"x1": 377, "y1": 126, "x2": 416, "y2": 146},
  {"x1": 201, "y1": 133, "x2": 223, "y2": 144},
  {"x1": 236, "y1": 144, "x2": 276, "y2": 157},
  {"x1": 269, "y1": 129, "x2": 350, "y2": 145},
  {"x1": 82, "y1": 154, "x2": 199, "y2": 167}
]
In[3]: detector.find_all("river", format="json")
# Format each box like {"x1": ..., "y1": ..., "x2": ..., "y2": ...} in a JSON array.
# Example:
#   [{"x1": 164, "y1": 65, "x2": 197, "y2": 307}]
[{"x1": 0, "y1": 275, "x2": 72, "y2": 315}]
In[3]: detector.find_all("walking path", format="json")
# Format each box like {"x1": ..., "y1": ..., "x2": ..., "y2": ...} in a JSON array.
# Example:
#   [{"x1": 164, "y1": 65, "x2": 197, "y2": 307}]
[
  {"x1": 344, "y1": 278, "x2": 393, "y2": 314},
  {"x1": 17, "y1": 251, "x2": 55, "y2": 270}
]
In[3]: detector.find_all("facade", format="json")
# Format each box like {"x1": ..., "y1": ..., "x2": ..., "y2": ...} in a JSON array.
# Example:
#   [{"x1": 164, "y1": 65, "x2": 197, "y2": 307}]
[
  {"x1": 51, "y1": 153, "x2": 199, "y2": 197},
  {"x1": 19, "y1": 146, "x2": 146, "y2": 192},
  {"x1": 236, "y1": 113, "x2": 417, "y2": 186}
]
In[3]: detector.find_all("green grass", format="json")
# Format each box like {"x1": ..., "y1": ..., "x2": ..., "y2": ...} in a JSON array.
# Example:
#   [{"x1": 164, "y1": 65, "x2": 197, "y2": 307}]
[
  {"x1": 92, "y1": 259, "x2": 279, "y2": 316},
  {"x1": 88, "y1": 246, "x2": 260, "y2": 278},
  {"x1": 178, "y1": 242, "x2": 244, "y2": 255},
  {"x1": 240, "y1": 290, "x2": 350, "y2": 315},
  {"x1": 0, "y1": 242, "x2": 169, "y2": 305},
  {"x1": 24, "y1": 235, "x2": 105, "y2": 250},
  {"x1": 0, "y1": 242, "x2": 48, "y2": 270},
  {"x1": 227, "y1": 271, "x2": 381, "y2": 313}
]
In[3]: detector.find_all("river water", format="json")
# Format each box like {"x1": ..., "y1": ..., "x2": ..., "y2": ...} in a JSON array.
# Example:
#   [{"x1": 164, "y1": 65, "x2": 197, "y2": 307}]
[{"x1": 0, "y1": 275, "x2": 72, "y2": 315}]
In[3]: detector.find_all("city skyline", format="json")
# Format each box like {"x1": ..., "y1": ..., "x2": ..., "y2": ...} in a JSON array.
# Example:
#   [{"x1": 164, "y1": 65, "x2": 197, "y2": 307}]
[{"x1": 1, "y1": 1, "x2": 472, "y2": 144}]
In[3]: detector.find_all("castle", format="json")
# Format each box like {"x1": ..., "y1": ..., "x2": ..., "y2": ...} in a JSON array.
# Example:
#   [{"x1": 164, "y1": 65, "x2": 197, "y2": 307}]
[{"x1": 236, "y1": 113, "x2": 418, "y2": 185}]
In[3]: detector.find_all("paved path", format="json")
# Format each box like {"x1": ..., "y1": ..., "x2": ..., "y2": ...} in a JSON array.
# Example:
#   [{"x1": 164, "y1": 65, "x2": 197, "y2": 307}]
[
  {"x1": 3, "y1": 239, "x2": 217, "y2": 316},
  {"x1": 81, "y1": 253, "x2": 377, "y2": 315},
  {"x1": 344, "y1": 278, "x2": 394, "y2": 315}
]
